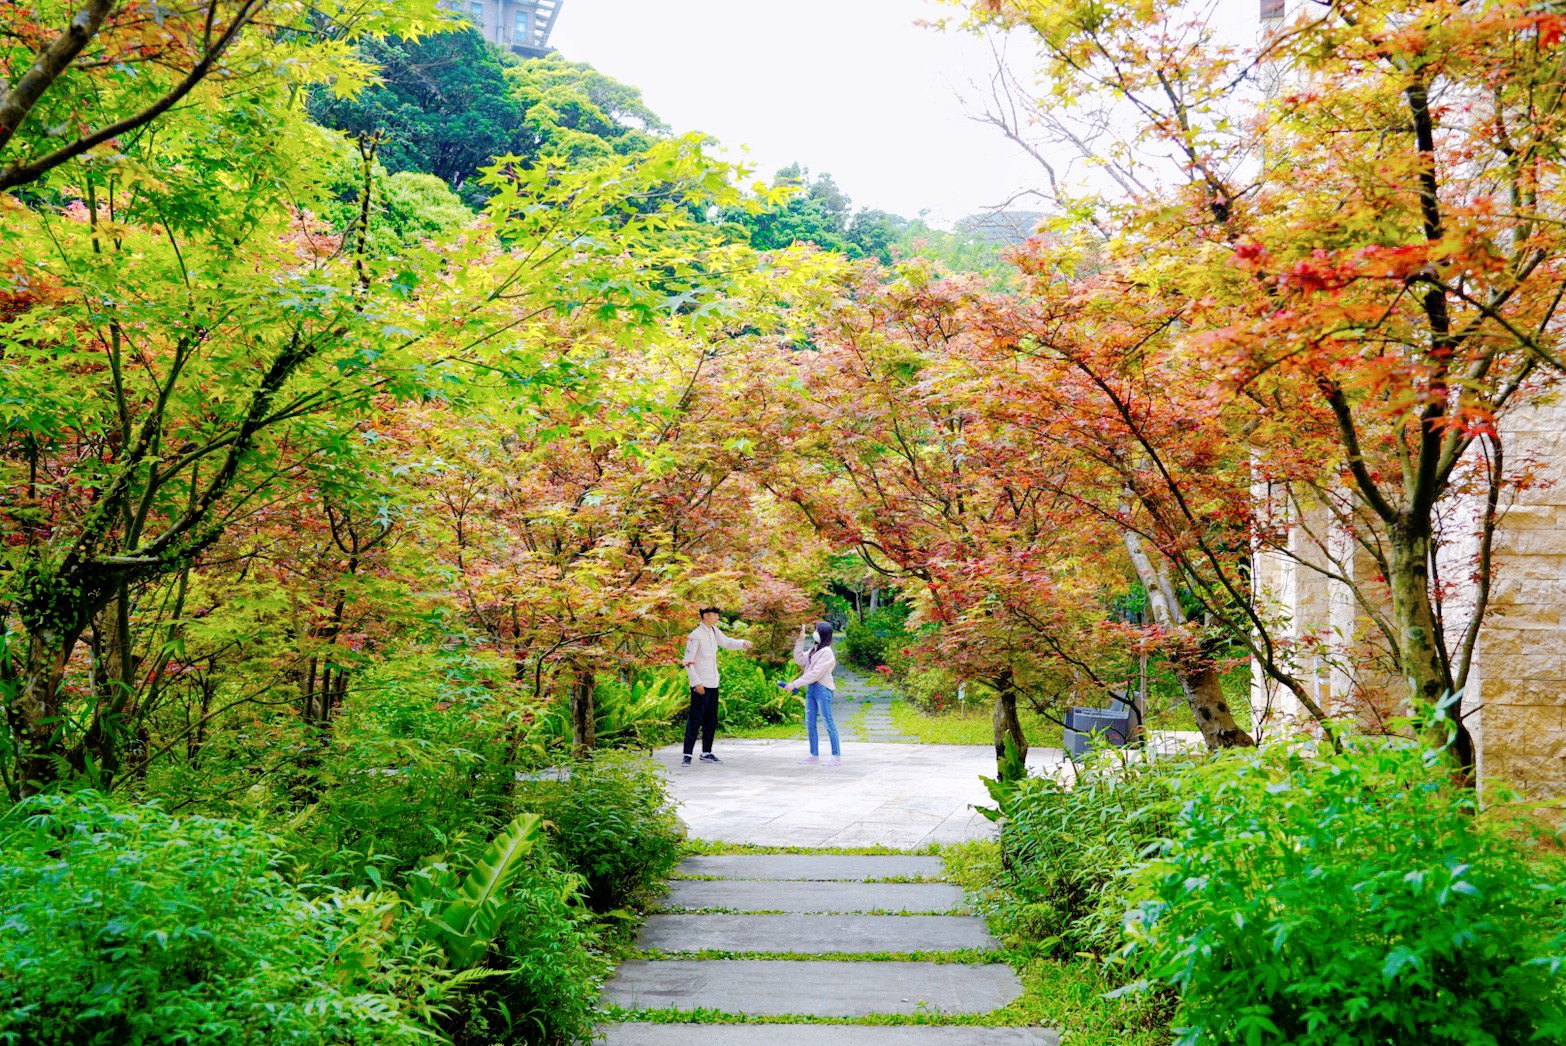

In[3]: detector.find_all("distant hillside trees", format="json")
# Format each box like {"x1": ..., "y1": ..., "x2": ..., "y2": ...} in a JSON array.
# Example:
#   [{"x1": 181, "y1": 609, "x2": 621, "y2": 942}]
[
  {"x1": 310, "y1": 34, "x2": 666, "y2": 206},
  {"x1": 723, "y1": 163, "x2": 1032, "y2": 273},
  {"x1": 309, "y1": 29, "x2": 526, "y2": 204}
]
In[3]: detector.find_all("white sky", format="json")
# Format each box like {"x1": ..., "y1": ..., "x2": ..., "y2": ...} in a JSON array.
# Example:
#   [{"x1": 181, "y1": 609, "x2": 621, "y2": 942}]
[{"x1": 547, "y1": 0, "x2": 1050, "y2": 227}]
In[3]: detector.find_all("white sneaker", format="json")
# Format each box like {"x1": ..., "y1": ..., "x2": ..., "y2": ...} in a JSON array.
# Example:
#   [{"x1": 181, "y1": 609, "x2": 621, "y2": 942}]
[
  {"x1": 798, "y1": 756, "x2": 820, "y2": 764},
  {"x1": 823, "y1": 757, "x2": 842, "y2": 766}
]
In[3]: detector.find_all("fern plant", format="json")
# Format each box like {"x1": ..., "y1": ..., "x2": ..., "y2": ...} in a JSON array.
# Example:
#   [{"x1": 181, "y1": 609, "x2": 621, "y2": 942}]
[{"x1": 406, "y1": 812, "x2": 542, "y2": 967}]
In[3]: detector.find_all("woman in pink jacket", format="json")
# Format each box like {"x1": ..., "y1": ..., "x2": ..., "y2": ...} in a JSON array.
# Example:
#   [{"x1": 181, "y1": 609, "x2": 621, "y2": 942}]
[{"x1": 784, "y1": 620, "x2": 841, "y2": 765}]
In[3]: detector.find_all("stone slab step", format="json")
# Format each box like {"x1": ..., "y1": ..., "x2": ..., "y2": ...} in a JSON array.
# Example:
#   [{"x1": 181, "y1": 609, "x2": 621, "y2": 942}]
[
  {"x1": 604, "y1": 959, "x2": 1023, "y2": 1016},
  {"x1": 678, "y1": 854, "x2": 943, "y2": 881},
  {"x1": 639, "y1": 914, "x2": 995, "y2": 953},
  {"x1": 663, "y1": 879, "x2": 966, "y2": 914},
  {"x1": 599, "y1": 1024, "x2": 1060, "y2": 1045}
]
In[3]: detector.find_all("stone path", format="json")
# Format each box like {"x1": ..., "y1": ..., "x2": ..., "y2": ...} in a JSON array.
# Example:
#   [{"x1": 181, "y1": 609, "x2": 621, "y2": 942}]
[
  {"x1": 603, "y1": 854, "x2": 1056, "y2": 1043},
  {"x1": 841, "y1": 672, "x2": 913, "y2": 743},
  {"x1": 598, "y1": 669, "x2": 1062, "y2": 1045},
  {"x1": 603, "y1": 1029, "x2": 1055, "y2": 1045}
]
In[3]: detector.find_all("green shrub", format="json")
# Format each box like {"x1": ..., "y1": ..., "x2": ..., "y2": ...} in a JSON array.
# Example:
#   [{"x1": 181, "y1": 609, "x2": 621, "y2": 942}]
[
  {"x1": 0, "y1": 792, "x2": 435, "y2": 1045},
  {"x1": 298, "y1": 673, "x2": 517, "y2": 882},
  {"x1": 516, "y1": 750, "x2": 681, "y2": 911},
  {"x1": 582, "y1": 669, "x2": 690, "y2": 748},
  {"x1": 842, "y1": 604, "x2": 913, "y2": 669},
  {"x1": 485, "y1": 853, "x2": 605, "y2": 1046},
  {"x1": 415, "y1": 837, "x2": 603, "y2": 1046},
  {"x1": 397, "y1": 813, "x2": 604, "y2": 1046},
  {"x1": 993, "y1": 753, "x2": 1186, "y2": 962},
  {"x1": 1123, "y1": 738, "x2": 1566, "y2": 1045},
  {"x1": 716, "y1": 648, "x2": 800, "y2": 729},
  {"x1": 899, "y1": 665, "x2": 965, "y2": 713}
]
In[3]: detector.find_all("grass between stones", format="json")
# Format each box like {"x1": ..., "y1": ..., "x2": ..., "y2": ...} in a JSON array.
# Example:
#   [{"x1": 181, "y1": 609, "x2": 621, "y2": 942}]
[
  {"x1": 601, "y1": 965, "x2": 1168, "y2": 1042},
  {"x1": 669, "y1": 872, "x2": 946, "y2": 883},
  {"x1": 607, "y1": 946, "x2": 1168, "y2": 1042},
  {"x1": 647, "y1": 907, "x2": 964, "y2": 916},
  {"x1": 845, "y1": 701, "x2": 874, "y2": 735}
]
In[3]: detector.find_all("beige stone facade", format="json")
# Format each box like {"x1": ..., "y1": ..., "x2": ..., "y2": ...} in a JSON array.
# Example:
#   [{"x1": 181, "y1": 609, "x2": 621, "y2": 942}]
[{"x1": 1469, "y1": 401, "x2": 1566, "y2": 795}]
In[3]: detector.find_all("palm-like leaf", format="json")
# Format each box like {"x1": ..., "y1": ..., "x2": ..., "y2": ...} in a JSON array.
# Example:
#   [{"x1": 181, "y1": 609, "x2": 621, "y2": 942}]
[{"x1": 422, "y1": 812, "x2": 542, "y2": 966}]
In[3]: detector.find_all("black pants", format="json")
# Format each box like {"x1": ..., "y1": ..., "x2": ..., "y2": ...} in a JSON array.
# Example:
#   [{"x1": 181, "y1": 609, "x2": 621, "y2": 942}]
[{"x1": 683, "y1": 686, "x2": 719, "y2": 755}]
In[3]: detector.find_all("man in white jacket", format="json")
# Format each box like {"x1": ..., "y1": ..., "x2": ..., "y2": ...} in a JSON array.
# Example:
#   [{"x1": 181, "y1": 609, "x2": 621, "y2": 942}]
[{"x1": 681, "y1": 606, "x2": 752, "y2": 766}]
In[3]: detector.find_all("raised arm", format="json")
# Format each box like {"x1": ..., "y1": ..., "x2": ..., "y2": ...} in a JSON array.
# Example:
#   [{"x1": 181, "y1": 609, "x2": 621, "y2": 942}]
[{"x1": 715, "y1": 627, "x2": 751, "y2": 651}]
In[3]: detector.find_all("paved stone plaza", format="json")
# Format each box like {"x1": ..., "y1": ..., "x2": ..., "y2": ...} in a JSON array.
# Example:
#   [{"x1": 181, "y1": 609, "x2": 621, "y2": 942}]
[{"x1": 650, "y1": 673, "x2": 1068, "y2": 848}]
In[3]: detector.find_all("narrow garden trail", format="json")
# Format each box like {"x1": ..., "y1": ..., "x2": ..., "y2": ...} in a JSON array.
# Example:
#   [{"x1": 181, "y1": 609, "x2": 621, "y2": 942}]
[
  {"x1": 596, "y1": 670, "x2": 1062, "y2": 1044},
  {"x1": 842, "y1": 672, "x2": 914, "y2": 743}
]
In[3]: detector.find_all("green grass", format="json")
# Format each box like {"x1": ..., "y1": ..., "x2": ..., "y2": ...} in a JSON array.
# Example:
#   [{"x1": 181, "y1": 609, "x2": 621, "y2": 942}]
[
  {"x1": 634, "y1": 948, "x2": 1001, "y2": 964},
  {"x1": 722, "y1": 721, "x2": 806, "y2": 740},
  {"x1": 887, "y1": 700, "x2": 1065, "y2": 748}
]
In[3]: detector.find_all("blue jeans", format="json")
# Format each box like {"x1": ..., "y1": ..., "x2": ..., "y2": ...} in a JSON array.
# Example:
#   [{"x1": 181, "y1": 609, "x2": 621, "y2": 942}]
[{"x1": 806, "y1": 683, "x2": 840, "y2": 757}]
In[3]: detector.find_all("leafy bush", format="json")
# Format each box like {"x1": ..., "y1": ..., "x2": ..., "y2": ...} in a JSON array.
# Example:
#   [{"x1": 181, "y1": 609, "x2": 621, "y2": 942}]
[
  {"x1": 410, "y1": 817, "x2": 603, "y2": 1046},
  {"x1": 407, "y1": 813, "x2": 545, "y2": 966},
  {"x1": 0, "y1": 792, "x2": 436, "y2": 1045},
  {"x1": 297, "y1": 659, "x2": 518, "y2": 882},
  {"x1": 516, "y1": 750, "x2": 682, "y2": 911},
  {"x1": 1123, "y1": 738, "x2": 1566, "y2": 1045},
  {"x1": 900, "y1": 665, "x2": 964, "y2": 713},
  {"x1": 716, "y1": 648, "x2": 800, "y2": 729},
  {"x1": 842, "y1": 603, "x2": 913, "y2": 669},
  {"x1": 991, "y1": 753, "x2": 1186, "y2": 962},
  {"x1": 486, "y1": 853, "x2": 605, "y2": 1046},
  {"x1": 576, "y1": 669, "x2": 690, "y2": 748}
]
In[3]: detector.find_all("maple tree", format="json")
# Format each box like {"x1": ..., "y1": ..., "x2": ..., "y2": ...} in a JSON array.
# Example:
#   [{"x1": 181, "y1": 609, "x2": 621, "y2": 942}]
[
  {"x1": 397, "y1": 281, "x2": 828, "y2": 754},
  {"x1": 0, "y1": 0, "x2": 454, "y2": 192},
  {"x1": 741, "y1": 268, "x2": 1164, "y2": 766},
  {"x1": 0, "y1": 0, "x2": 809, "y2": 797},
  {"x1": 954, "y1": 0, "x2": 1566, "y2": 763}
]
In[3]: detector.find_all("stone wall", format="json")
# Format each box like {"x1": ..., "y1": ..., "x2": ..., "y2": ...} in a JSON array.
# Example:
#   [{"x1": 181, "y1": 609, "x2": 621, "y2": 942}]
[
  {"x1": 1250, "y1": 493, "x2": 1394, "y2": 734},
  {"x1": 1473, "y1": 400, "x2": 1566, "y2": 796}
]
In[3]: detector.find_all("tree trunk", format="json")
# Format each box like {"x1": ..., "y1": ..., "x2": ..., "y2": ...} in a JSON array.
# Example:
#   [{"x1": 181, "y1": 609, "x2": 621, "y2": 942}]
[
  {"x1": 76, "y1": 585, "x2": 134, "y2": 782},
  {"x1": 329, "y1": 669, "x2": 349, "y2": 720},
  {"x1": 991, "y1": 671, "x2": 1028, "y2": 780},
  {"x1": 1132, "y1": 651, "x2": 1149, "y2": 743},
  {"x1": 1388, "y1": 522, "x2": 1475, "y2": 771},
  {"x1": 15, "y1": 626, "x2": 75, "y2": 793},
  {"x1": 300, "y1": 655, "x2": 319, "y2": 724},
  {"x1": 1174, "y1": 652, "x2": 1253, "y2": 748},
  {"x1": 12, "y1": 562, "x2": 111, "y2": 792},
  {"x1": 1122, "y1": 525, "x2": 1253, "y2": 748},
  {"x1": 570, "y1": 665, "x2": 596, "y2": 756}
]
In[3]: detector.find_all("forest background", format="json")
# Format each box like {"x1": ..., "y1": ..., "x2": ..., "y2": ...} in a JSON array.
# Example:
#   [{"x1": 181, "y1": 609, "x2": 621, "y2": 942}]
[{"x1": 5, "y1": 0, "x2": 1566, "y2": 1043}]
